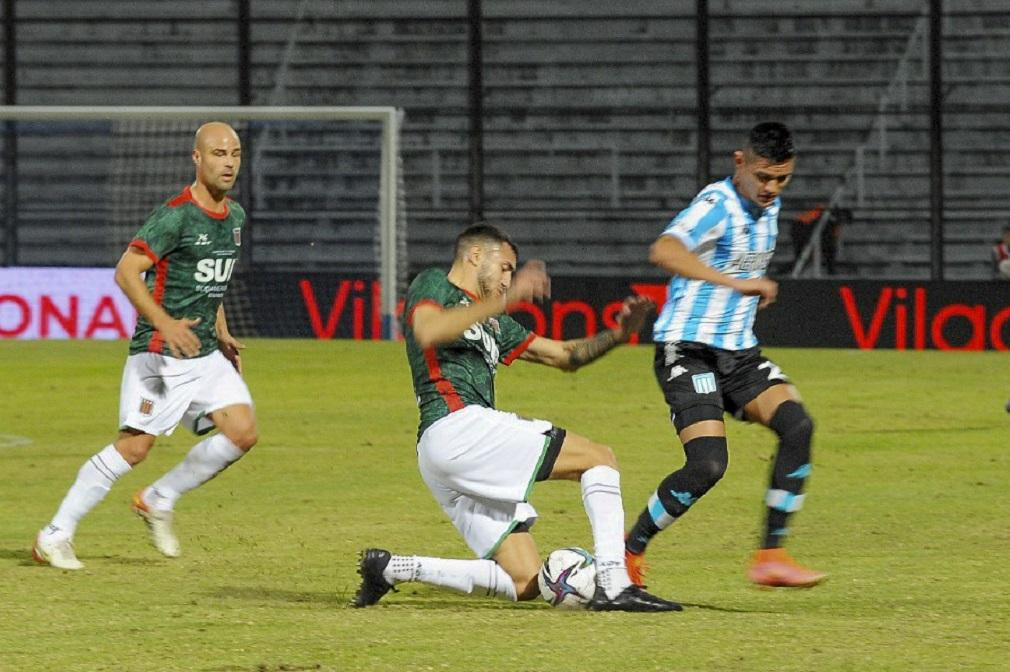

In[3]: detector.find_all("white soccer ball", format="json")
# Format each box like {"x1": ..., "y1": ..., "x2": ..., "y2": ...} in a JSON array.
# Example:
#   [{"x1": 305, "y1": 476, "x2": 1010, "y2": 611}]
[{"x1": 537, "y1": 547, "x2": 597, "y2": 609}]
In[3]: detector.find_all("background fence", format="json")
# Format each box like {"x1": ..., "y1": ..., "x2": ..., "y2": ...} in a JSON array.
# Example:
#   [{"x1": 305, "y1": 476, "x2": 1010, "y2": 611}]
[{"x1": 0, "y1": 0, "x2": 1008, "y2": 280}]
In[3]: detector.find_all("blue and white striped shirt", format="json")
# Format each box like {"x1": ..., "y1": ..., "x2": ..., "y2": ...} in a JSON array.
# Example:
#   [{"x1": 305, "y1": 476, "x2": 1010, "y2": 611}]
[{"x1": 652, "y1": 177, "x2": 780, "y2": 350}]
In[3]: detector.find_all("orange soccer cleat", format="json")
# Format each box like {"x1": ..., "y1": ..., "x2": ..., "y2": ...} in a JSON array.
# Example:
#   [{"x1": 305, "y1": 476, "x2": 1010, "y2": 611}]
[
  {"x1": 625, "y1": 547, "x2": 650, "y2": 588},
  {"x1": 747, "y1": 547, "x2": 827, "y2": 588}
]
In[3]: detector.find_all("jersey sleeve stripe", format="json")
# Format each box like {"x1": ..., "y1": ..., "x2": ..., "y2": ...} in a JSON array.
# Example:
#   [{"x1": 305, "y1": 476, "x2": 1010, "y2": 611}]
[
  {"x1": 406, "y1": 299, "x2": 443, "y2": 327},
  {"x1": 147, "y1": 257, "x2": 171, "y2": 354},
  {"x1": 501, "y1": 332, "x2": 537, "y2": 366},
  {"x1": 423, "y1": 347, "x2": 465, "y2": 412},
  {"x1": 129, "y1": 239, "x2": 160, "y2": 264}
]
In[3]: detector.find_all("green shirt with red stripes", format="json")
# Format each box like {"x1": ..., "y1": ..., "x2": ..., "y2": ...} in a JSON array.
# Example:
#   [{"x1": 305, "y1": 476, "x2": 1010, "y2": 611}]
[
  {"x1": 127, "y1": 186, "x2": 246, "y2": 357},
  {"x1": 404, "y1": 268, "x2": 537, "y2": 438}
]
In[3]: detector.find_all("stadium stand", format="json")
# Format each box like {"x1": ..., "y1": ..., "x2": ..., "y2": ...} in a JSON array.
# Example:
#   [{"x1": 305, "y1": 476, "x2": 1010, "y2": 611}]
[{"x1": 2, "y1": 0, "x2": 1008, "y2": 278}]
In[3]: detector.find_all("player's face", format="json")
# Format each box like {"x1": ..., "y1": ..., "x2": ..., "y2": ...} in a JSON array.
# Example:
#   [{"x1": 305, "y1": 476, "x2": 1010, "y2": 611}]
[
  {"x1": 476, "y1": 243, "x2": 517, "y2": 299},
  {"x1": 193, "y1": 127, "x2": 242, "y2": 194},
  {"x1": 733, "y1": 149, "x2": 795, "y2": 209}
]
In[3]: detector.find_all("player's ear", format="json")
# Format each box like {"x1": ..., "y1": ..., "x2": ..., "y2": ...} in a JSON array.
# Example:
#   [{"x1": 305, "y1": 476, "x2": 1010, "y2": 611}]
[
  {"x1": 192, "y1": 149, "x2": 201, "y2": 167},
  {"x1": 466, "y1": 244, "x2": 483, "y2": 267},
  {"x1": 732, "y1": 150, "x2": 746, "y2": 168}
]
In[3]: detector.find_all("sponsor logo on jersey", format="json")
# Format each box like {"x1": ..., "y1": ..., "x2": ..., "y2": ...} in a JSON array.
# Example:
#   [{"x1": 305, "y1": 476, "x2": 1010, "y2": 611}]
[
  {"x1": 194, "y1": 258, "x2": 236, "y2": 283},
  {"x1": 463, "y1": 322, "x2": 500, "y2": 369},
  {"x1": 732, "y1": 250, "x2": 775, "y2": 273}
]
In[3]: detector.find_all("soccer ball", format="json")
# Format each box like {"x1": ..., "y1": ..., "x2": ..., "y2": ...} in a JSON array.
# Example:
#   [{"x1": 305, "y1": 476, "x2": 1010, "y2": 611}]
[{"x1": 537, "y1": 547, "x2": 597, "y2": 609}]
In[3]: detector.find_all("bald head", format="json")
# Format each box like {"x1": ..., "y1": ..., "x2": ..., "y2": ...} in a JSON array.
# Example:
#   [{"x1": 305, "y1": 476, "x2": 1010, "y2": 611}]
[
  {"x1": 194, "y1": 121, "x2": 240, "y2": 151},
  {"x1": 192, "y1": 122, "x2": 241, "y2": 197}
]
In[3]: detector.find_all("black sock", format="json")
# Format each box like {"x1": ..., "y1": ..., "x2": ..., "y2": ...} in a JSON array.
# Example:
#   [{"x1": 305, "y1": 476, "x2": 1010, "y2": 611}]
[
  {"x1": 626, "y1": 436, "x2": 728, "y2": 554},
  {"x1": 761, "y1": 401, "x2": 813, "y2": 549}
]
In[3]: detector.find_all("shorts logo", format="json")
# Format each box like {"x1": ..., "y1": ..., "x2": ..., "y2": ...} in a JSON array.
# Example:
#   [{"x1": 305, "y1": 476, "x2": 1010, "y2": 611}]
[
  {"x1": 692, "y1": 372, "x2": 717, "y2": 394},
  {"x1": 667, "y1": 364, "x2": 688, "y2": 381},
  {"x1": 139, "y1": 398, "x2": 155, "y2": 415}
]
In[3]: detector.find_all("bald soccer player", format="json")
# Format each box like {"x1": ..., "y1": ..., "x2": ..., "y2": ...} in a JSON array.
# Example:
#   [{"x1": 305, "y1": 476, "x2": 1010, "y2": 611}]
[{"x1": 34, "y1": 122, "x2": 256, "y2": 570}]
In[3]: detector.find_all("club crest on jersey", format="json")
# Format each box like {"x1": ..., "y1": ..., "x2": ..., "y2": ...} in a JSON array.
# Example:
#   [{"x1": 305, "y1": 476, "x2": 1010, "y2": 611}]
[
  {"x1": 139, "y1": 398, "x2": 154, "y2": 415},
  {"x1": 233, "y1": 227, "x2": 241, "y2": 246}
]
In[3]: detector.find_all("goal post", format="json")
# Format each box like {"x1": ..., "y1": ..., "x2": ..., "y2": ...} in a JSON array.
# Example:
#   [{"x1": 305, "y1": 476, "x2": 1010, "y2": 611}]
[{"x1": 0, "y1": 105, "x2": 406, "y2": 340}]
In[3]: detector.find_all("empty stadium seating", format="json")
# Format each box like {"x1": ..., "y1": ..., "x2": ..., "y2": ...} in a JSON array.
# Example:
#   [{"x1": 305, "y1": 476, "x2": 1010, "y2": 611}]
[{"x1": 0, "y1": 0, "x2": 1007, "y2": 279}]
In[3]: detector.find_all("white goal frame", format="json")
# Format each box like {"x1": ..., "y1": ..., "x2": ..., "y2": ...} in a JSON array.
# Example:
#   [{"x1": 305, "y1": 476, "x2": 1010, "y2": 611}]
[{"x1": 0, "y1": 105, "x2": 404, "y2": 339}]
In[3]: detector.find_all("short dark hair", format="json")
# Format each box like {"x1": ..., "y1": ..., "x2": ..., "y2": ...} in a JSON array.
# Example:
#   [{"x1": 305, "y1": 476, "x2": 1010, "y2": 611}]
[
  {"x1": 748, "y1": 122, "x2": 796, "y2": 163},
  {"x1": 454, "y1": 223, "x2": 518, "y2": 261}
]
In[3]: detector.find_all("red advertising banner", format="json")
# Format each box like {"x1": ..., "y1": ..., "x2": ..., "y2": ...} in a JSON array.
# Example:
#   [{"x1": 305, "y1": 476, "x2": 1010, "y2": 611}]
[
  {"x1": 5, "y1": 268, "x2": 1010, "y2": 350},
  {"x1": 0, "y1": 267, "x2": 137, "y2": 340}
]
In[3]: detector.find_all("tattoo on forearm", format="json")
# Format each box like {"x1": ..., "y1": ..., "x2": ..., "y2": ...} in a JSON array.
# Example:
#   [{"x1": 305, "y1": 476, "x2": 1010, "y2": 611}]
[{"x1": 568, "y1": 330, "x2": 620, "y2": 370}]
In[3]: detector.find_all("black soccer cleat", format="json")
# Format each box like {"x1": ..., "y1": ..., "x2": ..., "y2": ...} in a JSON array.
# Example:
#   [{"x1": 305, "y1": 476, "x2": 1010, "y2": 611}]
[
  {"x1": 587, "y1": 584, "x2": 683, "y2": 612},
  {"x1": 351, "y1": 548, "x2": 397, "y2": 608}
]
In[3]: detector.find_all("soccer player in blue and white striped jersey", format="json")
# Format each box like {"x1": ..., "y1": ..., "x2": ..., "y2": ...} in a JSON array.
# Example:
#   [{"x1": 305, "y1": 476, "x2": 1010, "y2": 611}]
[{"x1": 625, "y1": 122, "x2": 827, "y2": 588}]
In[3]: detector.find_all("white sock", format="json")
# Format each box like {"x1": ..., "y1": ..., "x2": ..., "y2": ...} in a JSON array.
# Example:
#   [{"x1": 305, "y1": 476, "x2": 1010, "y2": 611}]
[
  {"x1": 581, "y1": 465, "x2": 632, "y2": 598},
  {"x1": 146, "y1": 434, "x2": 244, "y2": 511},
  {"x1": 48, "y1": 445, "x2": 132, "y2": 539},
  {"x1": 384, "y1": 555, "x2": 518, "y2": 601}
]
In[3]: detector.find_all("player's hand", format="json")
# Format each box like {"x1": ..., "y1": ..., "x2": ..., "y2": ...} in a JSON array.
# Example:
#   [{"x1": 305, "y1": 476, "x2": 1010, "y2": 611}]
[
  {"x1": 614, "y1": 295, "x2": 654, "y2": 342},
  {"x1": 218, "y1": 332, "x2": 246, "y2": 374},
  {"x1": 160, "y1": 317, "x2": 202, "y2": 358},
  {"x1": 734, "y1": 277, "x2": 779, "y2": 309},
  {"x1": 505, "y1": 259, "x2": 551, "y2": 307}
]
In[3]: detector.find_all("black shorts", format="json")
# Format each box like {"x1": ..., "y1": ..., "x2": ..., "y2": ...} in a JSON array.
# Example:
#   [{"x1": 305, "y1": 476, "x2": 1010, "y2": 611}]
[{"x1": 653, "y1": 341, "x2": 789, "y2": 432}]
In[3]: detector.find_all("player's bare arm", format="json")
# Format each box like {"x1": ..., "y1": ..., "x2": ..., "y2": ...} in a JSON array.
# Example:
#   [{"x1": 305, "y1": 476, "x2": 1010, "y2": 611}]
[
  {"x1": 520, "y1": 296, "x2": 652, "y2": 371},
  {"x1": 412, "y1": 259, "x2": 550, "y2": 348},
  {"x1": 650, "y1": 235, "x2": 778, "y2": 308},
  {"x1": 216, "y1": 304, "x2": 245, "y2": 373},
  {"x1": 114, "y1": 247, "x2": 202, "y2": 358}
]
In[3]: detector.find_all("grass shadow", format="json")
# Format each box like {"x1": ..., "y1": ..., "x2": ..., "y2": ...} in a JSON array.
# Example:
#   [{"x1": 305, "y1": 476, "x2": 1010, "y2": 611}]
[
  {"x1": 0, "y1": 547, "x2": 38, "y2": 566},
  {"x1": 209, "y1": 585, "x2": 344, "y2": 606},
  {"x1": 679, "y1": 601, "x2": 784, "y2": 614}
]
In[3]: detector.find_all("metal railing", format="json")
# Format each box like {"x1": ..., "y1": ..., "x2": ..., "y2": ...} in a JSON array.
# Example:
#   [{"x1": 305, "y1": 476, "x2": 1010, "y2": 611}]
[{"x1": 793, "y1": 6, "x2": 929, "y2": 278}]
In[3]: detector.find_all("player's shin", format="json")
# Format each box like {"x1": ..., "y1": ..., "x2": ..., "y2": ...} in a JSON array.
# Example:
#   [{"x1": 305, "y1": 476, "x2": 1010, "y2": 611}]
[
  {"x1": 144, "y1": 434, "x2": 244, "y2": 510},
  {"x1": 626, "y1": 435, "x2": 728, "y2": 554},
  {"x1": 387, "y1": 555, "x2": 518, "y2": 600},
  {"x1": 47, "y1": 444, "x2": 133, "y2": 539},
  {"x1": 762, "y1": 400, "x2": 813, "y2": 548},
  {"x1": 580, "y1": 465, "x2": 632, "y2": 598}
]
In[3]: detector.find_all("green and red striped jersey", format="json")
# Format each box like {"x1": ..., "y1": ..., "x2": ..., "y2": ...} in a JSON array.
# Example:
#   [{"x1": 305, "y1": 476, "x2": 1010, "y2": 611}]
[
  {"x1": 127, "y1": 186, "x2": 245, "y2": 357},
  {"x1": 404, "y1": 268, "x2": 536, "y2": 438}
]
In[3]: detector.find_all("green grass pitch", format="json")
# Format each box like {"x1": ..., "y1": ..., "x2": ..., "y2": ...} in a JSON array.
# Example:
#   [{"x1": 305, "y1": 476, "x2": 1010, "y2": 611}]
[{"x1": 1, "y1": 339, "x2": 1008, "y2": 671}]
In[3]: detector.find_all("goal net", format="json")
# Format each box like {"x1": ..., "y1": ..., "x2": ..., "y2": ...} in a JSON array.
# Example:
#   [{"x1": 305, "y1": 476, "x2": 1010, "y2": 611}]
[{"x1": 0, "y1": 106, "x2": 407, "y2": 340}]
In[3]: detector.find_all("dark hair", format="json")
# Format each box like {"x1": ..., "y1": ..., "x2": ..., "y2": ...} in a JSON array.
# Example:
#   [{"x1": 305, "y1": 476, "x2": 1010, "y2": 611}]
[
  {"x1": 748, "y1": 122, "x2": 796, "y2": 163},
  {"x1": 454, "y1": 223, "x2": 518, "y2": 261}
]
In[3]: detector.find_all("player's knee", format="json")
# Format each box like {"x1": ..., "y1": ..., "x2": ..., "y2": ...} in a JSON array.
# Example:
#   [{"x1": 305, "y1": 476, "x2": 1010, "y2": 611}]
[
  {"x1": 227, "y1": 425, "x2": 258, "y2": 452},
  {"x1": 683, "y1": 435, "x2": 729, "y2": 489},
  {"x1": 590, "y1": 443, "x2": 618, "y2": 470},
  {"x1": 114, "y1": 433, "x2": 155, "y2": 466},
  {"x1": 769, "y1": 400, "x2": 813, "y2": 443}
]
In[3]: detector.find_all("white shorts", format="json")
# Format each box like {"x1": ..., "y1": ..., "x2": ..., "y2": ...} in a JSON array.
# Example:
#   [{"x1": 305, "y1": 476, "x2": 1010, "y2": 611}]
[
  {"x1": 118, "y1": 350, "x2": 253, "y2": 437},
  {"x1": 417, "y1": 405, "x2": 557, "y2": 559}
]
